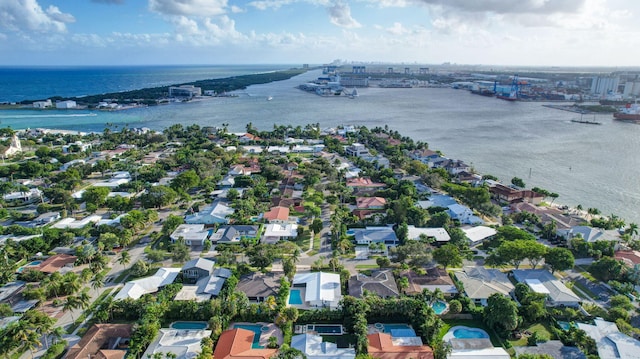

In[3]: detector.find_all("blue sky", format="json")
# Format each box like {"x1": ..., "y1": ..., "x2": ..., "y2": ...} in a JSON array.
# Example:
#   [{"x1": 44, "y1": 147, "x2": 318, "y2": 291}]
[{"x1": 0, "y1": 0, "x2": 638, "y2": 66}]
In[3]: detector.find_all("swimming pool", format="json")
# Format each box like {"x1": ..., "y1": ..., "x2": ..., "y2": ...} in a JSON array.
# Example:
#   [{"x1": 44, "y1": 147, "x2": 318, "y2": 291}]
[
  {"x1": 16, "y1": 260, "x2": 43, "y2": 273},
  {"x1": 431, "y1": 300, "x2": 448, "y2": 315},
  {"x1": 170, "y1": 321, "x2": 208, "y2": 330},
  {"x1": 307, "y1": 324, "x2": 343, "y2": 335},
  {"x1": 289, "y1": 289, "x2": 303, "y2": 305},
  {"x1": 383, "y1": 324, "x2": 411, "y2": 333},
  {"x1": 451, "y1": 326, "x2": 489, "y2": 339},
  {"x1": 233, "y1": 324, "x2": 264, "y2": 348},
  {"x1": 557, "y1": 321, "x2": 574, "y2": 331},
  {"x1": 346, "y1": 229, "x2": 356, "y2": 236}
]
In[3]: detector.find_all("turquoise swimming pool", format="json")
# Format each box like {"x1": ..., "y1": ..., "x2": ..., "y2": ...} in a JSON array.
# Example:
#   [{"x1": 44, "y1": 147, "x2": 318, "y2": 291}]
[
  {"x1": 431, "y1": 300, "x2": 448, "y2": 315},
  {"x1": 307, "y1": 324, "x2": 343, "y2": 335},
  {"x1": 558, "y1": 321, "x2": 575, "y2": 331},
  {"x1": 289, "y1": 289, "x2": 303, "y2": 305},
  {"x1": 383, "y1": 324, "x2": 411, "y2": 333},
  {"x1": 453, "y1": 327, "x2": 489, "y2": 339},
  {"x1": 233, "y1": 324, "x2": 264, "y2": 348},
  {"x1": 171, "y1": 321, "x2": 208, "y2": 330}
]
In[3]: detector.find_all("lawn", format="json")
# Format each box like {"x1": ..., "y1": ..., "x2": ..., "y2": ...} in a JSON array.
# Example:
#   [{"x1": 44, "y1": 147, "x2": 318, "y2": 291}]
[
  {"x1": 508, "y1": 322, "x2": 554, "y2": 347},
  {"x1": 355, "y1": 264, "x2": 380, "y2": 270}
]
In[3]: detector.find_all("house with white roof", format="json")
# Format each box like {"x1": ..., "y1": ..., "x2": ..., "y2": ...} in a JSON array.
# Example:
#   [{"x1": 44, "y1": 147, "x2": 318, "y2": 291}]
[
  {"x1": 3, "y1": 189, "x2": 42, "y2": 204},
  {"x1": 292, "y1": 272, "x2": 342, "y2": 309},
  {"x1": 183, "y1": 270, "x2": 230, "y2": 301},
  {"x1": 447, "y1": 204, "x2": 483, "y2": 225},
  {"x1": 455, "y1": 266, "x2": 514, "y2": 306},
  {"x1": 114, "y1": 268, "x2": 180, "y2": 301},
  {"x1": 352, "y1": 227, "x2": 399, "y2": 246},
  {"x1": 406, "y1": 226, "x2": 451, "y2": 243},
  {"x1": 142, "y1": 328, "x2": 212, "y2": 359},
  {"x1": 262, "y1": 223, "x2": 298, "y2": 244},
  {"x1": 577, "y1": 318, "x2": 640, "y2": 359},
  {"x1": 511, "y1": 269, "x2": 581, "y2": 307},
  {"x1": 170, "y1": 224, "x2": 210, "y2": 248},
  {"x1": 291, "y1": 333, "x2": 355, "y2": 359},
  {"x1": 217, "y1": 175, "x2": 235, "y2": 188},
  {"x1": 52, "y1": 215, "x2": 102, "y2": 229},
  {"x1": 185, "y1": 201, "x2": 234, "y2": 225},
  {"x1": 462, "y1": 226, "x2": 497, "y2": 247}
]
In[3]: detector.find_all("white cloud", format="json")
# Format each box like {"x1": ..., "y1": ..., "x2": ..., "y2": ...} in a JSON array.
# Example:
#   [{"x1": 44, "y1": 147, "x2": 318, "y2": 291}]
[
  {"x1": 248, "y1": 0, "x2": 295, "y2": 11},
  {"x1": 0, "y1": 0, "x2": 75, "y2": 33},
  {"x1": 328, "y1": 1, "x2": 361, "y2": 28},
  {"x1": 230, "y1": 5, "x2": 244, "y2": 13},
  {"x1": 149, "y1": 0, "x2": 227, "y2": 17},
  {"x1": 385, "y1": 22, "x2": 410, "y2": 35}
]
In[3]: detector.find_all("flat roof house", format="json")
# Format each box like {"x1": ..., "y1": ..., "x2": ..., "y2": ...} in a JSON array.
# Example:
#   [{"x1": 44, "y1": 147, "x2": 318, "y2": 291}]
[
  {"x1": 170, "y1": 224, "x2": 210, "y2": 248},
  {"x1": 142, "y1": 328, "x2": 212, "y2": 359},
  {"x1": 292, "y1": 272, "x2": 342, "y2": 309},
  {"x1": 292, "y1": 333, "x2": 355, "y2": 359}
]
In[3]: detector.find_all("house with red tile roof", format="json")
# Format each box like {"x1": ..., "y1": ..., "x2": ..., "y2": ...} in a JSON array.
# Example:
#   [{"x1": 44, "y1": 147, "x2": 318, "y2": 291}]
[
  {"x1": 367, "y1": 333, "x2": 434, "y2": 359},
  {"x1": 356, "y1": 197, "x2": 387, "y2": 210},
  {"x1": 37, "y1": 253, "x2": 77, "y2": 274},
  {"x1": 346, "y1": 178, "x2": 386, "y2": 194},
  {"x1": 64, "y1": 324, "x2": 132, "y2": 359},
  {"x1": 213, "y1": 329, "x2": 276, "y2": 359},
  {"x1": 263, "y1": 206, "x2": 291, "y2": 223}
]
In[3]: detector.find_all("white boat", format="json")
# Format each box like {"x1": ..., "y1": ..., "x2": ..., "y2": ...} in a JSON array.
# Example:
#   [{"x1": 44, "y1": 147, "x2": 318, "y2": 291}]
[{"x1": 267, "y1": 96, "x2": 273, "y2": 101}]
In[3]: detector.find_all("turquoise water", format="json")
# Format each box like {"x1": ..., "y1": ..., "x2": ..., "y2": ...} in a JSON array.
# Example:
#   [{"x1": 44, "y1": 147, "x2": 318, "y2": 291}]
[
  {"x1": 17, "y1": 260, "x2": 43, "y2": 273},
  {"x1": 289, "y1": 289, "x2": 303, "y2": 305},
  {"x1": 346, "y1": 229, "x2": 356, "y2": 236},
  {"x1": 171, "y1": 321, "x2": 208, "y2": 330},
  {"x1": 558, "y1": 321, "x2": 574, "y2": 331},
  {"x1": 233, "y1": 324, "x2": 264, "y2": 348},
  {"x1": 431, "y1": 300, "x2": 448, "y2": 315},
  {"x1": 453, "y1": 328, "x2": 489, "y2": 339},
  {"x1": 383, "y1": 324, "x2": 411, "y2": 333},
  {"x1": 309, "y1": 325, "x2": 343, "y2": 334}
]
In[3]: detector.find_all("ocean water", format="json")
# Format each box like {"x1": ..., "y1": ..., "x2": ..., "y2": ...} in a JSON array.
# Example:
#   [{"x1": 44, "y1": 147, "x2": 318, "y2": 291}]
[
  {"x1": 0, "y1": 65, "x2": 291, "y2": 103},
  {"x1": 0, "y1": 67, "x2": 639, "y2": 224}
]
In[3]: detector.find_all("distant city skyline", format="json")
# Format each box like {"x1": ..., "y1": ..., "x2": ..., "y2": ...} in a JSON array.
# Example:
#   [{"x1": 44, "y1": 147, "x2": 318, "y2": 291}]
[{"x1": 1, "y1": 0, "x2": 638, "y2": 67}]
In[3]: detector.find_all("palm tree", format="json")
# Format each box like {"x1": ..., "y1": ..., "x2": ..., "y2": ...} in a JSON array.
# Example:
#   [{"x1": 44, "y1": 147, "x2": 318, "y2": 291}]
[
  {"x1": 77, "y1": 289, "x2": 91, "y2": 311},
  {"x1": 118, "y1": 251, "x2": 131, "y2": 267},
  {"x1": 23, "y1": 310, "x2": 55, "y2": 349},
  {"x1": 91, "y1": 273, "x2": 105, "y2": 291},
  {"x1": 62, "y1": 295, "x2": 80, "y2": 322},
  {"x1": 626, "y1": 222, "x2": 639, "y2": 238}
]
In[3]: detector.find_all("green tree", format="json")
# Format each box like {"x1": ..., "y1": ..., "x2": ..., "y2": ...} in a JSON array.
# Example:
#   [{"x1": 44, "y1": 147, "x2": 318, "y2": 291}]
[
  {"x1": 544, "y1": 247, "x2": 574, "y2": 273},
  {"x1": 130, "y1": 259, "x2": 149, "y2": 277},
  {"x1": 170, "y1": 169, "x2": 200, "y2": 192},
  {"x1": 433, "y1": 244, "x2": 463, "y2": 270},
  {"x1": 81, "y1": 186, "x2": 110, "y2": 208},
  {"x1": 511, "y1": 177, "x2": 526, "y2": 188},
  {"x1": 162, "y1": 215, "x2": 185, "y2": 235},
  {"x1": 171, "y1": 240, "x2": 191, "y2": 263},
  {"x1": 118, "y1": 251, "x2": 131, "y2": 267},
  {"x1": 484, "y1": 293, "x2": 519, "y2": 335},
  {"x1": 141, "y1": 185, "x2": 178, "y2": 208}
]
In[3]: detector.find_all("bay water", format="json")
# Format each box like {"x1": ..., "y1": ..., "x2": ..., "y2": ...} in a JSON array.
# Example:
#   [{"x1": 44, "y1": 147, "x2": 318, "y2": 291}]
[{"x1": 0, "y1": 68, "x2": 638, "y2": 224}]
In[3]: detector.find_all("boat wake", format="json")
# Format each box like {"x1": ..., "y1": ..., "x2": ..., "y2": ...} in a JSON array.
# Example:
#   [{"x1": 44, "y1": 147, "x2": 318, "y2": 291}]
[{"x1": 0, "y1": 113, "x2": 98, "y2": 119}]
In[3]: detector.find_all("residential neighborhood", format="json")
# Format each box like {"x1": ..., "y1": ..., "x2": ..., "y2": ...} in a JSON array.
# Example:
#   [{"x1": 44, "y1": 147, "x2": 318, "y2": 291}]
[{"x1": 0, "y1": 123, "x2": 639, "y2": 359}]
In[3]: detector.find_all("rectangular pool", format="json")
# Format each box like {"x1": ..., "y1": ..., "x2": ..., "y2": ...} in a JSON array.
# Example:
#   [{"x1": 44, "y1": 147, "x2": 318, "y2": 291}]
[
  {"x1": 289, "y1": 289, "x2": 303, "y2": 305},
  {"x1": 307, "y1": 324, "x2": 343, "y2": 335},
  {"x1": 233, "y1": 324, "x2": 265, "y2": 348},
  {"x1": 171, "y1": 321, "x2": 208, "y2": 330}
]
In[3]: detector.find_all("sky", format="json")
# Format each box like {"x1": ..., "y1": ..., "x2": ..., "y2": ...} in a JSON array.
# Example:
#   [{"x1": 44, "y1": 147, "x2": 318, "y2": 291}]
[{"x1": 0, "y1": 0, "x2": 638, "y2": 66}]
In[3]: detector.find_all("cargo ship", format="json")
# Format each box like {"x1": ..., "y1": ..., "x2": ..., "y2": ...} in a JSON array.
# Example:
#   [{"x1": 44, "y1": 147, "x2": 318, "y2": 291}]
[{"x1": 613, "y1": 103, "x2": 640, "y2": 122}]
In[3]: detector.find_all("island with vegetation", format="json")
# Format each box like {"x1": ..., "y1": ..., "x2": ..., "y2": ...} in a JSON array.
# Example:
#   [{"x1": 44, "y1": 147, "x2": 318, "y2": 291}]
[
  {"x1": 13, "y1": 68, "x2": 308, "y2": 107},
  {"x1": 0, "y1": 123, "x2": 638, "y2": 359}
]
